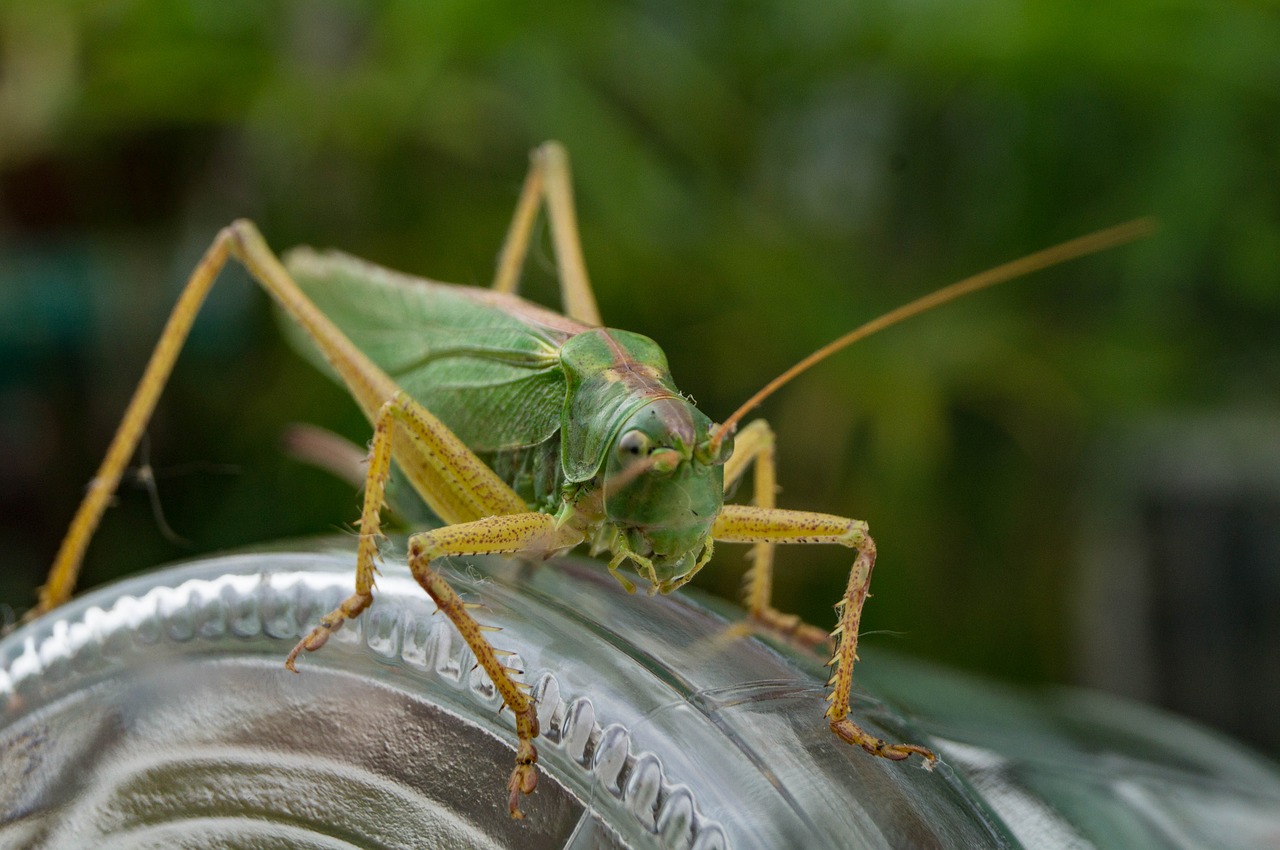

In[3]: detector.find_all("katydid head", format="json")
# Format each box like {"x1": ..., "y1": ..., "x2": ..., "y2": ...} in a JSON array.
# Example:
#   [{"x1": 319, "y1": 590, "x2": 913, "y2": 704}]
[{"x1": 601, "y1": 398, "x2": 732, "y2": 585}]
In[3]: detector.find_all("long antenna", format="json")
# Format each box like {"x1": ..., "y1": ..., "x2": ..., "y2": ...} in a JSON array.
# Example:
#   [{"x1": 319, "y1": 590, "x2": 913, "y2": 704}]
[{"x1": 711, "y1": 217, "x2": 1157, "y2": 448}]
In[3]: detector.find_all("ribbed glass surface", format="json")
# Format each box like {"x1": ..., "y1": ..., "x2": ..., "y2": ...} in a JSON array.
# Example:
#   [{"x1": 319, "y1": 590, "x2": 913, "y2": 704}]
[{"x1": 3, "y1": 542, "x2": 1278, "y2": 848}]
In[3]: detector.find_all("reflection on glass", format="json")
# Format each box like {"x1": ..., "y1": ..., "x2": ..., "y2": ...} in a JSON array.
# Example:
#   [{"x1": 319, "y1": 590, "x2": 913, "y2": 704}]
[{"x1": 2, "y1": 543, "x2": 1278, "y2": 849}]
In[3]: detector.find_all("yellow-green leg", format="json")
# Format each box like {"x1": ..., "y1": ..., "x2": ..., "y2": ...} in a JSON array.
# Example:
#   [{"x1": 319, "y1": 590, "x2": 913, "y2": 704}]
[
  {"x1": 283, "y1": 387, "x2": 571, "y2": 667},
  {"x1": 36, "y1": 216, "x2": 575, "y2": 814},
  {"x1": 711, "y1": 502, "x2": 937, "y2": 765},
  {"x1": 290, "y1": 386, "x2": 575, "y2": 818},
  {"x1": 280, "y1": 389, "x2": 583, "y2": 818},
  {"x1": 404, "y1": 512, "x2": 577, "y2": 818},
  {"x1": 490, "y1": 141, "x2": 602, "y2": 326},
  {"x1": 36, "y1": 218, "x2": 526, "y2": 617},
  {"x1": 37, "y1": 144, "x2": 609, "y2": 817},
  {"x1": 34, "y1": 220, "x2": 396, "y2": 618},
  {"x1": 721, "y1": 419, "x2": 830, "y2": 647},
  {"x1": 284, "y1": 386, "x2": 577, "y2": 819}
]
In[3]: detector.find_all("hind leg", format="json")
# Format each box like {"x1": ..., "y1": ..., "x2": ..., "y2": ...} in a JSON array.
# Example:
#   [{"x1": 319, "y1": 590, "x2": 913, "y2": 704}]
[{"x1": 491, "y1": 141, "x2": 602, "y2": 326}]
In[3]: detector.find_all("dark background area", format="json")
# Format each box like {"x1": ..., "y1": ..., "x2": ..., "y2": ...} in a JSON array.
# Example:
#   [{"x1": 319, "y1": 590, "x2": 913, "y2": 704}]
[{"x1": 2, "y1": 2, "x2": 1278, "y2": 755}]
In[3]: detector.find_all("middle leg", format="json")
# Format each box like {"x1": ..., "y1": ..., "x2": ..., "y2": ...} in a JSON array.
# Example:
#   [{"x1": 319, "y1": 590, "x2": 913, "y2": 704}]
[
  {"x1": 721, "y1": 419, "x2": 829, "y2": 647},
  {"x1": 285, "y1": 388, "x2": 531, "y2": 671},
  {"x1": 285, "y1": 390, "x2": 584, "y2": 818},
  {"x1": 405, "y1": 512, "x2": 579, "y2": 819}
]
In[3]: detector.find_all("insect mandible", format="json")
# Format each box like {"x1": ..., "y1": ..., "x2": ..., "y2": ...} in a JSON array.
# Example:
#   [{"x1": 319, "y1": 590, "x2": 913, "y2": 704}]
[{"x1": 30, "y1": 142, "x2": 1154, "y2": 818}]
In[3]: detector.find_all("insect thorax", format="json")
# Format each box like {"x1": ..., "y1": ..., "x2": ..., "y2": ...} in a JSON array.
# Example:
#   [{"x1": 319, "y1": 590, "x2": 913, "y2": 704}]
[{"x1": 482, "y1": 437, "x2": 565, "y2": 515}]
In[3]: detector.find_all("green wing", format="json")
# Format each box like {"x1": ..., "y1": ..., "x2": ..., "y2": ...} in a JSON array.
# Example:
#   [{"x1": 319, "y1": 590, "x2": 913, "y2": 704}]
[{"x1": 281, "y1": 248, "x2": 574, "y2": 453}]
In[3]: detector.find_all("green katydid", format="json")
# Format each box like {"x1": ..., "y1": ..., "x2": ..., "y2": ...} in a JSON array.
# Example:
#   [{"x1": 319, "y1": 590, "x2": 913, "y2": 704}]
[{"x1": 32, "y1": 141, "x2": 1155, "y2": 818}]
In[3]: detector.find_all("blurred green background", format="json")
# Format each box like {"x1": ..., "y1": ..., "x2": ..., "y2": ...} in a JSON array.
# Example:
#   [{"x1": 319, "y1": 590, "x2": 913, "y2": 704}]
[{"x1": 2, "y1": 2, "x2": 1277, "y2": 755}]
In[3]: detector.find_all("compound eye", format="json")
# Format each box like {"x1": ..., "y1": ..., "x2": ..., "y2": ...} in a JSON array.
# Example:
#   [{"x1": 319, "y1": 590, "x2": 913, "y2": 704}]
[{"x1": 618, "y1": 430, "x2": 652, "y2": 459}]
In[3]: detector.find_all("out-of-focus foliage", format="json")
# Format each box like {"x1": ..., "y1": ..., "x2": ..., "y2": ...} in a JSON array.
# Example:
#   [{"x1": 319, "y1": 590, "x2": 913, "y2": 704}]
[{"x1": 1, "y1": 1, "x2": 1277, "y2": 748}]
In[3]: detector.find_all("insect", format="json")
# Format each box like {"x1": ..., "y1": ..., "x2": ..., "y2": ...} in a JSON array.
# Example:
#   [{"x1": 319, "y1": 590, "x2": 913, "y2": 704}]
[{"x1": 30, "y1": 142, "x2": 1154, "y2": 818}]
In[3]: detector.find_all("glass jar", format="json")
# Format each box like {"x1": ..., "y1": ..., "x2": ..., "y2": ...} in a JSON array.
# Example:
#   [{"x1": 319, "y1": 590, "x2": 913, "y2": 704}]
[{"x1": 3, "y1": 541, "x2": 1279, "y2": 848}]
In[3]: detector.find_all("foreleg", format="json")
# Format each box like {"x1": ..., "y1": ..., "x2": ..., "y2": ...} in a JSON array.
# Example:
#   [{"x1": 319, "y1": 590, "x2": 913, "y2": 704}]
[
  {"x1": 286, "y1": 389, "x2": 535, "y2": 668},
  {"x1": 405, "y1": 513, "x2": 575, "y2": 818},
  {"x1": 712, "y1": 504, "x2": 936, "y2": 765}
]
